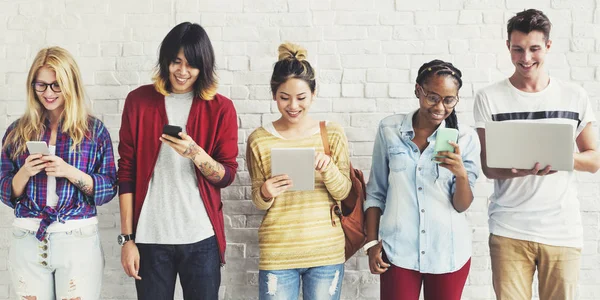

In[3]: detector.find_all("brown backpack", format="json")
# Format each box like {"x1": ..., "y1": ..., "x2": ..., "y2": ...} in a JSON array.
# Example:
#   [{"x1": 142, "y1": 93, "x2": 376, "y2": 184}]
[{"x1": 319, "y1": 121, "x2": 367, "y2": 260}]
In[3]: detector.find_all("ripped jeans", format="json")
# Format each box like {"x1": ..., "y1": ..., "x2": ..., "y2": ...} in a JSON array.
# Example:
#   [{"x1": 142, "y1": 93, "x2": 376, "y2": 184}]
[
  {"x1": 8, "y1": 224, "x2": 104, "y2": 300},
  {"x1": 258, "y1": 263, "x2": 344, "y2": 300}
]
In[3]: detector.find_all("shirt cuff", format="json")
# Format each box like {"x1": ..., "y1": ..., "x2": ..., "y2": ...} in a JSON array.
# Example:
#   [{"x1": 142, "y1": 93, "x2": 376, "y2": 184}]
[
  {"x1": 364, "y1": 199, "x2": 385, "y2": 213},
  {"x1": 118, "y1": 181, "x2": 135, "y2": 195}
]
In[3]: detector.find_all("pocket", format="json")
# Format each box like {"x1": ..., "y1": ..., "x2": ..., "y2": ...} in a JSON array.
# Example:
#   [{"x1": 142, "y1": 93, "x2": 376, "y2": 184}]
[
  {"x1": 76, "y1": 224, "x2": 98, "y2": 238},
  {"x1": 388, "y1": 147, "x2": 408, "y2": 172},
  {"x1": 11, "y1": 227, "x2": 30, "y2": 239}
]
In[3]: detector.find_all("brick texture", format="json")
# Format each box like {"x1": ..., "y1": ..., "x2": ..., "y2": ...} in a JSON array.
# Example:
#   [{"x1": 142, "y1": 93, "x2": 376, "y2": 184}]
[{"x1": 1, "y1": 0, "x2": 599, "y2": 299}]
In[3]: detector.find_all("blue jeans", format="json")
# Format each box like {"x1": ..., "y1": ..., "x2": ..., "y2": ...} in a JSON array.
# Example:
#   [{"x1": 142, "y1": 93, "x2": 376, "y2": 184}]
[
  {"x1": 258, "y1": 263, "x2": 344, "y2": 300},
  {"x1": 136, "y1": 236, "x2": 221, "y2": 300}
]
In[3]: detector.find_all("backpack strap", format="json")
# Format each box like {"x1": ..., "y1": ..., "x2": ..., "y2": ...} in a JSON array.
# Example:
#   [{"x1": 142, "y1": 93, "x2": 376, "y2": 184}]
[{"x1": 319, "y1": 121, "x2": 331, "y2": 156}]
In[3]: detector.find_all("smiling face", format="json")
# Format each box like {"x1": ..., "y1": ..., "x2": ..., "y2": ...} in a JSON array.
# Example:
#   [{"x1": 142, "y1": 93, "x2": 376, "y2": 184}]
[
  {"x1": 168, "y1": 48, "x2": 200, "y2": 94},
  {"x1": 507, "y1": 30, "x2": 551, "y2": 80},
  {"x1": 274, "y1": 78, "x2": 315, "y2": 126},
  {"x1": 34, "y1": 66, "x2": 65, "y2": 118},
  {"x1": 415, "y1": 75, "x2": 459, "y2": 127}
]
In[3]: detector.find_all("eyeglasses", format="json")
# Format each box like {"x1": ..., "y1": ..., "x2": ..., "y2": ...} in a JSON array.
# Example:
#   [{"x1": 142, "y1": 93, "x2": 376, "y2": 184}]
[
  {"x1": 417, "y1": 85, "x2": 459, "y2": 108},
  {"x1": 32, "y1": 82, "x2": 61, "y2": 93}
]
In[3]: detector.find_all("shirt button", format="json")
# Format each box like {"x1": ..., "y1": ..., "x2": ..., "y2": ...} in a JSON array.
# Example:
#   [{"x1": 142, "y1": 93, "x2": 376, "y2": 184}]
[
  {"x1": 413, "y1": 149, "x2": 418, "y2": 153},
  {"x1": 40, "y1": 261, "x2": 47, "y2": 266},
  {"x1": 421, "y1": 230, "x2": 426, "y2": 234},
  {"x1": 421, "y1": 209, "x2": 425, "y2": 213},
  {"x1": 40, "y1": 245, "x2": 48, "y2": 250},
  {"x1": 418, "y1": 167, "x2": 422, "y2": 171},
  {"x1": 421, "y1": 251, "x2": 425, "y2": 255},
  {"x1": 418, "y1": 187, "x2": 422, "y2": 191},
  {"x1": 40, "y1": 253, "x2": 48, "y2": 258}
]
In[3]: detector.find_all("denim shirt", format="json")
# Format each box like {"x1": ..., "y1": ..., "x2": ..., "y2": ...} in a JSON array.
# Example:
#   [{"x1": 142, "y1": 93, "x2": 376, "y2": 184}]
[{"x1": 365, "y1": 111, "x2": 480, "y2": 274}]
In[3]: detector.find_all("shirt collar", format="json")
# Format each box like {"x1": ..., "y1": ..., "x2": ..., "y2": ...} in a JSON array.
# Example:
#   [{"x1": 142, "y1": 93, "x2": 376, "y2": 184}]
[{"x1": 400, "y1": 109, "x2": 447, "y2": 141}]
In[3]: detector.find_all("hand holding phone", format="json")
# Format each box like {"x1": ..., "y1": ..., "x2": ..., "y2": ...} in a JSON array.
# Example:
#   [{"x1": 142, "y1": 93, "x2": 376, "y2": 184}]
[
  {"x1": 163, "y1": 125, "x2": 183, "y2": 139},
  {"x1": 433, "y1": 128, "x2": 459, "y2": 163}
]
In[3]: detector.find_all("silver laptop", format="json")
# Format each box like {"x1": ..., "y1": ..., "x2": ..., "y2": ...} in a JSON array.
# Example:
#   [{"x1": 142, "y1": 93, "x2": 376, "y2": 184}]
[
  {"x1": 485, "y1": 121, "x2": 574, "y2": 171},
  {"x1": 271, "y1": 148, "x2": 315, "y2": 191}
]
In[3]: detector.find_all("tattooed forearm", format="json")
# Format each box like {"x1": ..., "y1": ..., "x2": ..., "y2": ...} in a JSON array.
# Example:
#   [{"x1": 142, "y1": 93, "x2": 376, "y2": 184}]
[
  {"x1": 75, "y1": 178, "x2": 94, "y2": 196},
  {"x1": 197, "y1": 159, "x2": 226, "y2": 183},
  {"x1": 183, "y1": 142, "x2": 202, "y2": 158}
]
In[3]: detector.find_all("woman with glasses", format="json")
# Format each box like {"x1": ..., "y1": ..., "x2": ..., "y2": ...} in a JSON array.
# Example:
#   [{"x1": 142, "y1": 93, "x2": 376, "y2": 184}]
[
  {"x1": 363, "y1": 60, "x2": 480, "y2": 300},
  {"x1": 0, "y1": 46, "x2": 117, "y2": 299}
]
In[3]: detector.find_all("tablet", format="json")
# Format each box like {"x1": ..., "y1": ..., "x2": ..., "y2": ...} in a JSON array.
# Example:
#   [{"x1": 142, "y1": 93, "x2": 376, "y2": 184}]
[
  {"x1": 485, "y1": 121, "x2": 574, "y2": 171},
  {"x1": 271, "y1": 148, "x2": 315, "y2": 191}
]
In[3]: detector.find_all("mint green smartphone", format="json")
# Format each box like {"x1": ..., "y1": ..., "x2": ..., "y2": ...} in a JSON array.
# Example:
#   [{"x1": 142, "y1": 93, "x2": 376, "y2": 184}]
[{"x1": 433, "y1": 128, "x2": 459, "y2": 163}]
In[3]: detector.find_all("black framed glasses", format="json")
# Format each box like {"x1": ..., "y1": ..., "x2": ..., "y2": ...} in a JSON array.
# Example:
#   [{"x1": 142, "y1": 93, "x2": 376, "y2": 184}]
[
  {"x1": 32, "y1": 82, "x2": 61, "y2": 93},
  {"x1": 417, "y1": 85, "x2": 459, "y2": 108}
]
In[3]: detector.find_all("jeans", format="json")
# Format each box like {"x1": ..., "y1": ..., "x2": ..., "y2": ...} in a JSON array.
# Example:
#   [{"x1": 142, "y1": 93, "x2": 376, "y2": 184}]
[
  {"x1": 135, "y1": 235, "x2": 221, "y2": 300},
  {"x1": 258, "y1": 263, "x2": 344, "y2": 300},
  {"x1": 8, "y1": 224, "x2": 104, "y2": 300}
]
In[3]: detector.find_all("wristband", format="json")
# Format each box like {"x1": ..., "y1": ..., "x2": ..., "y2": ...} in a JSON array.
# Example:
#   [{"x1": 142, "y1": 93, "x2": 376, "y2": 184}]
[{"x1": 363, "y1": 240, "x2": 379, "y2": 255}]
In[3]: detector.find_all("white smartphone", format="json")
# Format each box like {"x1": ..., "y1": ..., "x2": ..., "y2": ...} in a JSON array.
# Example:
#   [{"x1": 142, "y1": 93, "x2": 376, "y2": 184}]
[{"x1": 26, "y1": 141, "x2": 50, "y2": 155}]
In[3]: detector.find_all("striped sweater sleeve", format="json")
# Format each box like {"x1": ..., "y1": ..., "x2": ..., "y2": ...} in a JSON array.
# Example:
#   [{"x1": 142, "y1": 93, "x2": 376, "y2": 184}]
[{"x1": 246, "y1": 130, "x2": 274, "y2": 210}]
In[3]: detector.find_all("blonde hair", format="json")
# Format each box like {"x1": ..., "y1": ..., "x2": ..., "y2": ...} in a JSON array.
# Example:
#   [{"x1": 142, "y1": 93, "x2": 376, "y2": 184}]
[
  {"x1": 270, "y1": 42, "x2": 316, "y2": 95},
  {"x1": 278, "y1": 42, "x2": 308, "y2": 61},
  {"x1": 4, "y1": 46, "x2": 90, "y2": 158}
]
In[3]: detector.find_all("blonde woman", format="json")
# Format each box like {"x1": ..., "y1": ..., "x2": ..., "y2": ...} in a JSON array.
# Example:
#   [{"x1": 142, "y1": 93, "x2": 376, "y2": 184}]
[
  {"x1": 0, "y1": 47, "x2": 117, "y2": 299},
  {"x1": 246, "y1": 42, "x2": 351, "y2": 300}
]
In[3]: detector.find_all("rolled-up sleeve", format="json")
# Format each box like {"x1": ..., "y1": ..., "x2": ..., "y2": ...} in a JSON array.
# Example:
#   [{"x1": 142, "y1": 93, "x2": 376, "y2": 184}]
[
  {"x1": 85, "y1": 124, "x2": 118, "y2": 206},
  {"x1": 364, "y1": 122, "x2": 389, "y2": 213},
  {"x1": 450, "y1": 128, "x2": 481, "y2": 194},
  {"x1": 0, "y1": 129, "x2": 20, "y2": 208}
]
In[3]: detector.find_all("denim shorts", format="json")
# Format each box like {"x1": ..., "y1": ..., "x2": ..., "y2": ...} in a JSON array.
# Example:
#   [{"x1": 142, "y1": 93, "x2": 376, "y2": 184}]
[{"x1": 8, "y1": 224, "x2": 104, "y2": 299}]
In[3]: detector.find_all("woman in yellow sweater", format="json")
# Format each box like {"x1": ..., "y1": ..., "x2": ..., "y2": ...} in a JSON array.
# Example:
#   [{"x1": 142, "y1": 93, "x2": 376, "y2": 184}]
[{"x1": 246, "y1": 42, "x2": 352, "y2": 300}]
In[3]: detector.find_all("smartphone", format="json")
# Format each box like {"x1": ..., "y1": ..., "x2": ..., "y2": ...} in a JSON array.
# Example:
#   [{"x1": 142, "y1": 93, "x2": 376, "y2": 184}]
[
  {"x1": 433, "y1": 128, "x2": 459, "y2": 163},
  {"x1": 26, "y1": 141, "x2": 51, "y2": 155},
  {"x1": 163, "y1": 124, "x2": 183, "y2": 139}
]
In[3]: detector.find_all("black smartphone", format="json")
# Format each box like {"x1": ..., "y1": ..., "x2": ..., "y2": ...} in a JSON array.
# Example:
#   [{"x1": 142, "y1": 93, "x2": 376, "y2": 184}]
[{"x1": 163, "y1": 125, "x2": 183, "y2": 139}]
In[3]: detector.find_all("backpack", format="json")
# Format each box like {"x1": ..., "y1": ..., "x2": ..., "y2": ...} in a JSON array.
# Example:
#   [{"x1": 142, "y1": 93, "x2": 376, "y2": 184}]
[{"x1": 319, "y1": 121, "x2": 367, "y2": 260}]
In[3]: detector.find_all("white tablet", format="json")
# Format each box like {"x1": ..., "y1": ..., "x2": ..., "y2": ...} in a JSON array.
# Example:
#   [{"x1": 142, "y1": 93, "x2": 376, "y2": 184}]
[
  {"x1": 271, "y1": 147, "x2": 315, "y2": 191},
  {"x1": 485, "y1": 121, "x2": 574, "y2": 171}
]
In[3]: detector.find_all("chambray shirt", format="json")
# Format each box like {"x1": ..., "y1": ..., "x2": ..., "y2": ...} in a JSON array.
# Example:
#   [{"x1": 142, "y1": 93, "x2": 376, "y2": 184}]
[
  {"x1": 0, "y1": 117, "x2": 117, "y2": 240},
  {"x1": 365, "y1": 111, "x2": 480, "y2": 274}
]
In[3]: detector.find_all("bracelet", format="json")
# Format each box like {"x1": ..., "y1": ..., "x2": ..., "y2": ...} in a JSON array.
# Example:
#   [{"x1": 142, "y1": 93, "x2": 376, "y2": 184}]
[{"x1": 363, "y1": 240, "x2": 379, "y2": 255}]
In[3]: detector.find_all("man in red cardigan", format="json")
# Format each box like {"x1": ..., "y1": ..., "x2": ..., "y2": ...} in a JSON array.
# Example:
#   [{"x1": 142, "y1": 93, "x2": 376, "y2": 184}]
[{"x1": 117, "y1": 22, "x2": 238, "y2": 300}]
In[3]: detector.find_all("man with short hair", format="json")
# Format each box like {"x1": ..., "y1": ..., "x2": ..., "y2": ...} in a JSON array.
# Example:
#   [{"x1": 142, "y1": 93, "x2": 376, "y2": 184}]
[{"x1": 473, "y1": 9, "x2": 600, "y2": 300}]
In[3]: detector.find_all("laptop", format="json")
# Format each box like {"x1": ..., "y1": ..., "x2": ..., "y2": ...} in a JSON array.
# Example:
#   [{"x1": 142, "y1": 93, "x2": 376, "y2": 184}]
[
  {"x1": 485, "y1": 121, "x2": 574, "y2": 171},
  {"x1": 271, "y1": 148, "x2": 315, "y2": 191}
]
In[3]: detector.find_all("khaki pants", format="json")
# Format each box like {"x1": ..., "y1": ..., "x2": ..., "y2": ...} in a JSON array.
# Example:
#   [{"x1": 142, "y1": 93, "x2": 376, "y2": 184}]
[{"x1": 489, "y1": 234, "x2": 581, "y2": 300}]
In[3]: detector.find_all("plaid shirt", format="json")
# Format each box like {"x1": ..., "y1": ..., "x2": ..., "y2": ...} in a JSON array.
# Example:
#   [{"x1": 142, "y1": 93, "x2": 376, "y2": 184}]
[{"x1": 0, "y1": 117, "x2": 117, "y2": 240}]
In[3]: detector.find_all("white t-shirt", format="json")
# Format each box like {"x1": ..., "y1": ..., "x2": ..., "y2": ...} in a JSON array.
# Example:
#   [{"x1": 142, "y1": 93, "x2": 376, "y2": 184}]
[{"x1": 473, "y1": 77, "x2": 596, "y2": 248}]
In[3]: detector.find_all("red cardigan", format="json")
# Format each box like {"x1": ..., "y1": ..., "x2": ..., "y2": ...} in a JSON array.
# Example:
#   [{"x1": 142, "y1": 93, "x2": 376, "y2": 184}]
[{"x1": 117, "y1": 85, "x2": 238, "y2": 263}]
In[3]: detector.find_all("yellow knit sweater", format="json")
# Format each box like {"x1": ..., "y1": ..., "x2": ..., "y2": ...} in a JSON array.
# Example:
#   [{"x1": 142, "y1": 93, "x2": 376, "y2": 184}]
[{"x1": 246, "y1": 122, "x2": 351, "y2": 270}]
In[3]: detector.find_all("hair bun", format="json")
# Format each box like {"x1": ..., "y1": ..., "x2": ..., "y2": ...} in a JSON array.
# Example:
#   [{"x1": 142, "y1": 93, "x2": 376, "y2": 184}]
[{"x1": 278, "y1": 42, "x2": 307, "y2": 62}]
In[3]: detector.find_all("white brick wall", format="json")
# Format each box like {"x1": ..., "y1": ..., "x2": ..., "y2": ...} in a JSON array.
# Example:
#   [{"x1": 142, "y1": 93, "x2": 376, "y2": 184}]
[{"x1": 0, "y1": 0, "x2": 599, "y2": 299}]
